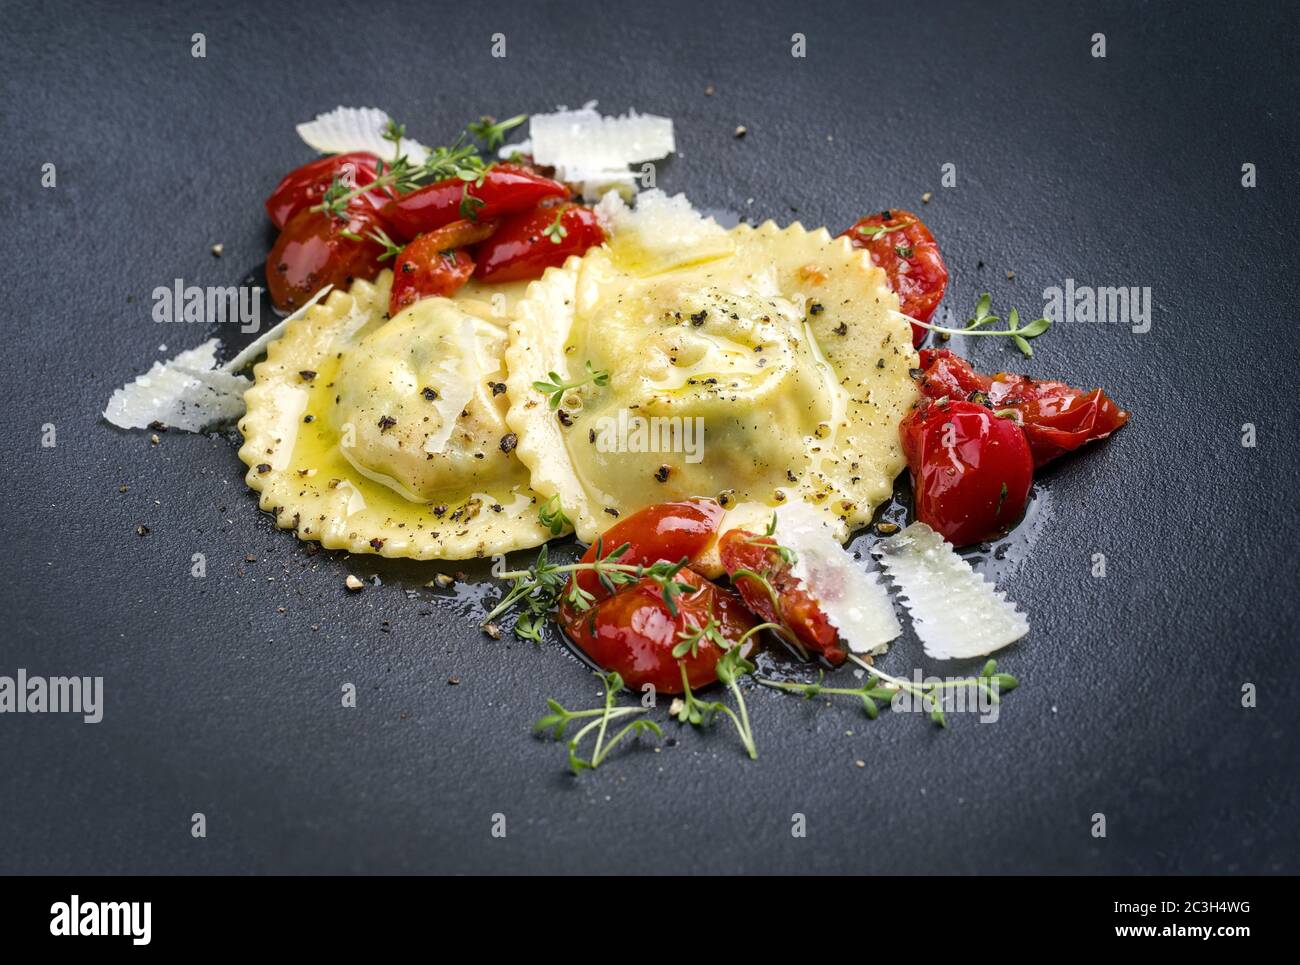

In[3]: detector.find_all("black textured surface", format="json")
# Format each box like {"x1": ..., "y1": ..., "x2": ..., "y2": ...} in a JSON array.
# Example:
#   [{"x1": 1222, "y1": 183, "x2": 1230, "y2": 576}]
[{"x1": 2, "y1": 0, "x2": 1298, "y2": 874}]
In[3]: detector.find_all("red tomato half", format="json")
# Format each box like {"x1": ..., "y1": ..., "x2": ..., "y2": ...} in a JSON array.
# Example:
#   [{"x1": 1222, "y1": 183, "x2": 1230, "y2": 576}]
[
  {"x1": 383, "y1": 164, "x2": 569, "y2": 241},
  {"x1": 900, "y1": 399, "x2": 1034, "y2": 546},
  {"x1": 474, "y1": 204, "x2": 606, "y2": 283},
  {"x1": 388, "y1": 220, "x2": 497, "y2": 315},
  {"x1": 264, "y1": 152, "x2": 383, "y2": 230},
  {"x1": 558, "y1": 568, "x2": 756, "y2": 694},
  {"x1": 914, "y1": 349, "x2": 1131, "y2": 468},
  {"x1": 568, "y1": 498, "x2": 725, "y2": 604},
  {"x1": 265, "y1": 205, "x2": 389, "y2": 312},
  {"x1": 842, "y1": 209, "x2": 948, "y2": 348},
  {"x1": 717, "y1": 529, "x2": 845, "y2": 666}
]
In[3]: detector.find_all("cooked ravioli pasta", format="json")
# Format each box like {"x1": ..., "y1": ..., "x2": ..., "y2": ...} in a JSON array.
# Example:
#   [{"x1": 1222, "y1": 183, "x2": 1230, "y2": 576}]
[
  {"x1": 239, "y1": 271, "x2": 554, "y2": 559},
  {"x1": 505, "y1": 221, "x2": 920, "y2": 543}
]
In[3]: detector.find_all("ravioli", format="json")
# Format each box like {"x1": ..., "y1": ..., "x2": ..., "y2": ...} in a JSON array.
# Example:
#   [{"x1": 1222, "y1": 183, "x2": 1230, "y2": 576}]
[
  {"x1": 238, "y1": 270, "x2": 554, "y2": 559},
  {"x1": 505, "y1": 221, "x2": 920, "y2": 543}
]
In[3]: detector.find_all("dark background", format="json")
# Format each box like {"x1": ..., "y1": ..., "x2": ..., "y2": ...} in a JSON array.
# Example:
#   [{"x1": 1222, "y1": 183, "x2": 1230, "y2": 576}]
[{"x1": 2, "y1": 0, "x2": 1297, "y2": 874}]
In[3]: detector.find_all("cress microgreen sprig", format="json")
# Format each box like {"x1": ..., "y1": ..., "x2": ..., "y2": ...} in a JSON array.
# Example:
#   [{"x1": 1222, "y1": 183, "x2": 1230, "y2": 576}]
[
  {"x1": 726, "y1": 561, "x2": 808, "y2": 661},
  {"x1": 542, "y1": 208, "x2": 569, "y2": 243},
  {"x1": 672, "y1": 631, "x2": 768, "y2": 760},
  {"x1": 532, "y1": 360, "x2": 610, "y2": 410},
  {"x1": 482, "y1": 539, "x2": 700, "y2": 642},
  {"x1": 743, "y1": 512, "x2": 797, "y2": 567},
  {"x1": 757, "y1": 656, "x2": 1018, "y2": 728},
  {"x1": 672, "y1": 618, "x2": 730, "y2": 659},
  {"x1": 906, "y1": 292, "x2": 1052, "y2": 358},
  {"x1": 857, "y1": 222, "x2": 909, "y2": 239},
  {"x1": 534, "y1": 671, "x2": 662, "y2": 774}
]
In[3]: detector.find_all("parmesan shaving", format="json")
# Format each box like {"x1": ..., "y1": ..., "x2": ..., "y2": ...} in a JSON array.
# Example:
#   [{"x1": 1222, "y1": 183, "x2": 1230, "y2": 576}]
[
  {"x1": 422, "y1": 315, "x2": 480, "y2": 455},
  {"x1": 595, "y1": 189, "x2": 733, "y2": 272},
  {"x1": 104, "y1": 286, "x2": 332, "y2": 434},
  {"x1": 104, "y1": 340, "x2": 249, "y2": 432},
  {"x1": 296, "y1": 106, "x2": 430, "y2": 166},
  {"x1": 503, "y1": 103, "x2": 674, "y2": 201},
  {"x1": 873, "y1": 523, "x2": 1029, "y2": 660},
  {"x1": 775, "y1": 502, "x2": 901, "y2": 656}
]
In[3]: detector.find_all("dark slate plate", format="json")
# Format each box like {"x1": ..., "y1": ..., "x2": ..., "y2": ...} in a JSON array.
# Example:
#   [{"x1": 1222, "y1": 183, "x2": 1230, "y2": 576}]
[{"x1": 2, "y1": 0, "x2": 1297, "y2": 874}]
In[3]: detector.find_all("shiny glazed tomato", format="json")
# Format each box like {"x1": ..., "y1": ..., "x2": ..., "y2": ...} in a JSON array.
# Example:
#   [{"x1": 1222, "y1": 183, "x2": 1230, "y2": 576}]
[
  {"x1": 474, "y1": 203, "x2": 605, "y2": 282},
  {"x1": 555, "y1": 499, "x2": 744, "y2": 693},
  {"x1": 383, "y1": 164, "x2": 569, "y2": 241},
  {"x1": 558, "y1": 568, "x2": 756, "y2": 694},
  {"x1": 265, "y1": 205, "x2": 389, "y2": 312},
  {"x1": 842, "y1": 209, "x2": 948, "y2": 347},
  {"x1": 567, "y1": 498, "x2": 725, "y2": 603},
  {"x1": 264, "y1": 152, "x2": 383, "y2": 230},
  {"x1": 387, "y1": 220, "x2": 498, "y2": 315},
  {"x1": 986, "y1": 376, "x2": 1131, "y2": 468},
  {"x1": 900, "y1": 398, "x2": 1034, "y2": 546},
  {"x1": 717, "y1": 529, "x2": 845, "y2": 666},
  {"x1": 914, "y1": 349, "x2": 1130, "y2": 468}
]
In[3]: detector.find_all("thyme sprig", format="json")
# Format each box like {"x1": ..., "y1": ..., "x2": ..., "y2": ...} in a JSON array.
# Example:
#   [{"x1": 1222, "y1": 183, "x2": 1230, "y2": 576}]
[
  {"x1": 757, "y1": 656, "x2": 1018, "y2": 727},
  {"x1": 312, "y1": 128, "x2": 491, "y2": 222},
  {"x1": 534, "y1": 671, "x2": 662, "y2": 774},
  {"x1": 537, "y1": 494, "x2": 573, "y2": 536},
  {"x1": 468, "y1": 113, "x2": 527, "y2": 150},
  {"x1": 532, "y1": 360, "x2": 610, "y2": 409},
  {"x1": 906, "y1": 292, "x2": 1051, "y2": 358},
  {"x1": 380, "y1": 119, "x2": 406, "y2": 162},
  {"x1": 366, "y1": 226, "x2": 405, "y2": 262}
]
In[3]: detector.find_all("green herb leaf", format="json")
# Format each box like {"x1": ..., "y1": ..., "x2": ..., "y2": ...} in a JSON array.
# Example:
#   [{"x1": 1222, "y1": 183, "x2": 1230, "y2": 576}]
[
  {"x1": 1017, "y1": 316, "x2": 1051, "y2": 338},
  {"x1": 538, "y1": 494, "x2": 572, "y2": 536},
  {"x1": 532, "y1": 360, "x2": 611, "y2": 409},
  {"x1": 542, "y1": 208, "x2": 569, "y2": 244},
  {"x1": 468, "y1": 113, "x2": 527, "y2": 150}
]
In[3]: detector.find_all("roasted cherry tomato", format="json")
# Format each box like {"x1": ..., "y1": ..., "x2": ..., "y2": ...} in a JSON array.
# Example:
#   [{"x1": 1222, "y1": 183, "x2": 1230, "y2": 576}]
[
  {"x1": 900, "y1": 398, "x2": 1034, "y2": 546},
  {"x1": 718, "y1": 529, "x2": 845, "y2": 666},
  {"x1": 914, "y1": 349, "x2": 1131, "y2": 468},
  {"x1": 986, "y1": 376, "x2": 1131, "y2": 468},
  {"x1": 264, "y1": 152, "x2": 383, "y2": 230},
  {"x1": 474, "y1": 203, "x2": 605, "y2": 283},
  {"x1": 265, "y1": 205, "x2": 389, "y2": 312},
  {"x1": 383, "y1": 164, "x2": 569, "y2": 241},
  {"x1": 558, "y1": 567, "x2": 756, "y2": 694},
  {"x1": 842, "y1": 209, "x2": 948, "y2": 348},
  {"x1": 554, "y1": 499, "x2": 740, "y2": 693},
  {"x1": 915, "y1": 347, "x2": 992, "y2": 400},
  {"x1": 568, "y1": 498, "x2": 725, "y2": 604},
  {"x1": 387, "y1": 220, "x2": 497, "y2": 315}
]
